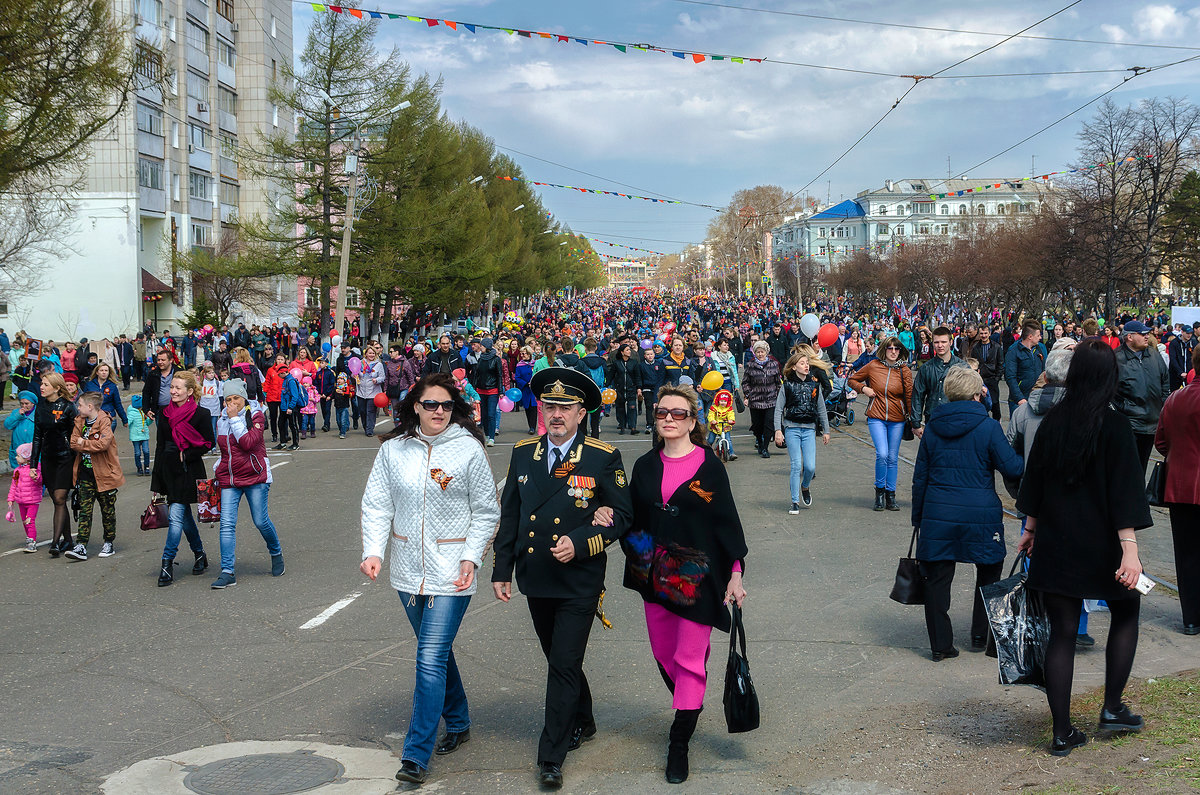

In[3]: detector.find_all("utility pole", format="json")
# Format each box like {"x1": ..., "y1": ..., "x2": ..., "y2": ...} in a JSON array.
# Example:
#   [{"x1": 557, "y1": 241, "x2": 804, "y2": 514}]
[{"x1": 333, "y1": 126, "x2": 360, "y2": 344}]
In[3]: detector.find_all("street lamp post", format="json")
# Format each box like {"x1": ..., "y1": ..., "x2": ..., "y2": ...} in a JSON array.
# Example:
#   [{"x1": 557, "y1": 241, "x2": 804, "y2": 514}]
[{"x1": 323, "y1": 91, "x2": 409, "y2": 345}]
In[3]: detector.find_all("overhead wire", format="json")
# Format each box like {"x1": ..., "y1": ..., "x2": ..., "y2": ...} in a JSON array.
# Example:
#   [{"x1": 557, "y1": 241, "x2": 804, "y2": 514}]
[{"x1": 670, "y1": 0, "x2": 1200, "y2": 52}]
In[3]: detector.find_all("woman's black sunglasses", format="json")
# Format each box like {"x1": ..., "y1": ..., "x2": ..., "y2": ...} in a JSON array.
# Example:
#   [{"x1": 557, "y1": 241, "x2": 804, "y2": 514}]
[
  {"x1": 418, "y1": 400, "x2": 456, "y2": 412},
  {"x1": 655, "y1": 408, "x2": 693, "y2": 420}
]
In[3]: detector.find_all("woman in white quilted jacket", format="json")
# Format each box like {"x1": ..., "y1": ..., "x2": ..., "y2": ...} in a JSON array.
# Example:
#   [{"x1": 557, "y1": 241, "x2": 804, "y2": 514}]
[{"x1": 360, "y1": 372, "x2": 500, "y2": 785}]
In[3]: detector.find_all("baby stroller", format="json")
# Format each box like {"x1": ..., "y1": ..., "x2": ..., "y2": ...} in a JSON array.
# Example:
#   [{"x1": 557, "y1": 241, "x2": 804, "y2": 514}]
[{"x1": 826, "y1": 365, "x2": 856, "y2": 428}]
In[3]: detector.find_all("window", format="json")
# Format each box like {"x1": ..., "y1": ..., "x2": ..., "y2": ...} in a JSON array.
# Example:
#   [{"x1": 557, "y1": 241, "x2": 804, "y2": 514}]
[
  {"x1": 894, "y1": 225, "x2": 905, "y2": 236},
  {"x1": 271, "y1": 103, "x2": 279, "y2": 127},
  {"x1": 977, "y1": 204, "x2": 986, "y2": 214},
  {"x1": 958, "y1": 205, "x2": 968, "y2": 215},
  {"x1": 939, "y1": 224, "x2": 950, "y2": 235},
  {"x1": 191, "y1": 223, "x2": 213, "y2": 246},
  {"x1": 270, "y1": 14, "x2": 277, "y2": 36},
  {"x1": 135, "y1": 0, "x2": 162, "y2": 26},
  {"x1": 216, "y1": 0, "x2": 233, "y2": 21},
  {"x1": 134, "y1": 43, "x2": 163, "y2": 82},
  {"x1": 849, "y1": 227, "x2": 856, "y2": 238},
  {"x1": 219, "y1": 181, "x2": 239, "y2": 206},
  {"x1": 918, "y1": 224, "x2": 931, "y2": 235},
  {"x1": 344, "y1": 287, "x2": 360, "y2": 308},
  {"x1": 997, "y1": 204, "x2": 1006, "y2": 215},
  {"x1": 271, "y1": 59, "x2": 277, "y2": 80},
  {"x1": 817, "y1": 227, "x2": 826, "y2": 238},
  {"x1": 219, "y1": 132, "x2": 237, "y2": 157},
  {"x1": 217, "y1": 40, "x2": 235, "y2": 68},
  {"x1": 186, "y1": 71, "x2": 209, "y2": 100},
  {"x1": 818, "y1": 246, "x2": 827, "y2": 256},
  {"x1": 186, "y1": 20, "x2": 209, "y2": 52},
  {"x1": 188, "y1": 170, "x2": 211, "y2": 199},
  {"x1": 879, "y1": 206, "x2": 888, "y2": 215},
  {"x1": 138, "y1": 158, "x2": 163, "y2": 190},
  {"x1": 171, "y1": 120, "x2": 179, "y2": 147},
  {"x1": 940, "y1": 205, "x2": 948, "y2": 215},
  {"x1": 136, "y1": 104, "x2": 163, "y2": 135},
  {"x1": 305, "y1": 287, "x2": 321, "y2": 308},
  {"x1": 168, "y1": 14, "x2": 176, "y2": 40},
  {"x1": 172, "y1": 173, "x2": 180, "y2": 200},
  {"x1": 189, "y1": 123, "x2": 211, "y2": 150},
  {"x1": 915, "y1": 201, "x2": 933, "y2": 214},
  {"x1": 217, "y1": 87, "x2": 236, "y2": 114},
  {"x1": 0, "y1": 303, "x2": 8, "y2": 317},
  {"x1": 877, "y1": 223, "x2": 889, "y2": 235}
]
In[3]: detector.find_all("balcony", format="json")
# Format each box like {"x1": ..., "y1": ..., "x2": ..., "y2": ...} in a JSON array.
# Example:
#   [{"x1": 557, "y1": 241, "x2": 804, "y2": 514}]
[
  {"x1": 138, "y1": 130, "x2": 164, "y2": 158},
  {"x1": 217, "y1": 61, "x2": 235, "y2": 88},
  {"x1": 219, "y1": 156, "x2": 237, "y2": 178},
  {"x1": 188, "y1": 97, "x2": 210, "y2": 122},
  {"x1": 220, "y1": 203, "x2": 239, "y2": 224},
  {"x1": 186, "y1": 44, "x2": 209, "y2": 72},
  {"x1": 136, "y1": 81, "x2": 163, "y2": 104},
  {"x1": 217, "y1": 110, "x2": 236, "y2": 133},
  {"x1": 215, "y1": 14, "x2": 235, "y2": 42},
  {"x1": 186, "y1": 0, "x2": 208, "y2": 23},
  {"x1": 135, "y1": 19, "x2": 162, "y2": 48},
  {"x1": 139, "y1": 186, "x2": 167, "y2": 215},
  {"x1": 188, "y1": 197, "x2": 213, "y2": 220},
  {"x1": 188, "y1": 146, "x2": 212, "y2": 172}
]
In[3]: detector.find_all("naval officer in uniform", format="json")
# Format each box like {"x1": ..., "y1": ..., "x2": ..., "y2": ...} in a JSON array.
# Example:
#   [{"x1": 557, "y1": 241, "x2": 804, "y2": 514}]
[{"x1": 492, "y1": 367, "x2": 633, "y2": 789}]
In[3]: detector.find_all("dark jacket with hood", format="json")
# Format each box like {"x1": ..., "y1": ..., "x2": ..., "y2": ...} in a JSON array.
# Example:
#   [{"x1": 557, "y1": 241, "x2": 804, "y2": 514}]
[
  {"x1": 469, "y1": 350, "x2": 503, "y2": 392},
  {"x1": 911, "y1": 400, "x2": 1023, "y2": 564},
  {"x1": 909, "y1": 353, "x2": 968, "y2": 429}
]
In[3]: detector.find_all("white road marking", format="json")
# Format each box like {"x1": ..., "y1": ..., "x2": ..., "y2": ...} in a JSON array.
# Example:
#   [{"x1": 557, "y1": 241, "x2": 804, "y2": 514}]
[
  {"x1": 269, "y1": 460, "x2": 289, "y2": 470},
  {"x1": 0, "y1": 539, "x2": 51, "y2": 557},
  {"x1": 299, "y1": 592, "x2": 363, "y2": 629}
]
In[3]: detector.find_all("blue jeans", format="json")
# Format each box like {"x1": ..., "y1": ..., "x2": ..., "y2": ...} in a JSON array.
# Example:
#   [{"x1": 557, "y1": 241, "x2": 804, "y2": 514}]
[
  {"x1": 210, "y1": 416, "x2": 218, "y2": 444},
  {"x1": 337, "y1": 406, "x2": 350, "y2": 434},
  {"x1": 320, "y1": 398, "x2": 332, "y2": 430},
  {"x1": 132, "y1": 439, "x2": 149, "y2": 472},
  {"x1": 783, "y1": 425, "x2": 816, "y2": 502},
  {"x1": 358, "y1": 397, "x2": 377, "y2": 435},
  {"x1": 218, "y1": 482, "x2": 282, "y2": 574},
  {"x1": 707, "y1": 429, "x2": 733, "y2": 455},
  {"x1": 399, "y1": 591, "x2": 472, "y2": 769},
  {"x1": 302, "y1": 413, "x2": 315, "y2": 434},
  {"x1": 867, "y1": 418, "x2": 905, "y2": 492},
  {"x1": 480, "y1": 393, "x2": 499, "y2": 439},
  {"x1": 163, "y1": 502, "x2": 204, "y2": 560}
]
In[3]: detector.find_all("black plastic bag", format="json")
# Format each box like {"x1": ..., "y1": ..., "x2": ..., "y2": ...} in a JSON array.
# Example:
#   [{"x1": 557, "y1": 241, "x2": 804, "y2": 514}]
[{"x1": 980, "y1": 556, "x2": 1049, "y2": 688}]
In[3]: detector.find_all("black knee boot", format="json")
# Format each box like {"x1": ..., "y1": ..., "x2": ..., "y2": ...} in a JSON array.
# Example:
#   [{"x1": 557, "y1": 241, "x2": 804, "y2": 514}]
[
  {"x1": 874, "y1": 487, "x2": 886, "y2": 511},
  {"x1": 657, "y1": 662, "x2": 676, "y2": 694},
  {"x1": 666, "y1": 708, "x2": 701, "y2": 784}
]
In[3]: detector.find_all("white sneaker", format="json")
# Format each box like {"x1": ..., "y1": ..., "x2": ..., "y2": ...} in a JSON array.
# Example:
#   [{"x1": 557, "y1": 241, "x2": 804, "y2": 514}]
[
  {"x1": 24, "y1": 538, "x2": 37, "y2": 553},
  {"x1": 65, "y1": 543, "x2": 87, "y2": 561},
  {"x1": 486, "y1": 438, "x2": 495, "y2": 447},
  {"x1": 99, "y1": 542, "x2": 115, "y2": 557}
]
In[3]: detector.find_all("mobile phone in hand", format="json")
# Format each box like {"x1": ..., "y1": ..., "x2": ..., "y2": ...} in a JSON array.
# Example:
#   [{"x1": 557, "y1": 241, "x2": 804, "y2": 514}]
[{"x1": 1134, "y1": 573, "x2": 1156, "y2": 595}]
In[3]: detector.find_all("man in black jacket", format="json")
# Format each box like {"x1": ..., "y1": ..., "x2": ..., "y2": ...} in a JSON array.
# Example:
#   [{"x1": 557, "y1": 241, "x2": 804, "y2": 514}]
[
  {"x1": 1168, "y1": 326, "x2": 1195, "y2": 391},
  {"x1": 469, "y1": 338, "x2": 503, "y2": 445},
  {"x1": 969, "y1": 325, "x2": 1004, "y2": 420},
  {"x1": 423, "y1": 334, "x2": 465, "y2": 376},
  {"x1": 140, "y1": 350, "x2": 177, "y2": 422},
  {"x1": 116, "y1": 335, "x2": 135, "y2": 389}
]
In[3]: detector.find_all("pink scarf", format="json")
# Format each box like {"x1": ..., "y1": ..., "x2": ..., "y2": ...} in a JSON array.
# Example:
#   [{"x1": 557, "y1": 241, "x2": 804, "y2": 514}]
[{"x1": 163, "y1": 397, "x2": 208, "y2": 451}]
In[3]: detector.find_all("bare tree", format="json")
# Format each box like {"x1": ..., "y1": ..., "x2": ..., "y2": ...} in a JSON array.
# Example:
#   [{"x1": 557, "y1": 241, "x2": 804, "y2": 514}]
[
  {"x1": 0, "y1": 186, "x2": 69, "y2": 301},
  {"x1": 169, "y1": 230, "x2": 281, "y2": 327}
]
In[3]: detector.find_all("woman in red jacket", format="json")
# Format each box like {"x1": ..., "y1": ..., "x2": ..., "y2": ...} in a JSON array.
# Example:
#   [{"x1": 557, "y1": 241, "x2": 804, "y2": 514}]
[
  {"x1": 211, "y1": 379, "x2": 283, "y2": 589},
  {"x1": 261, "y1": 354, "x2": 288, "y2": 443},
  {"x1": 1154, "y1": 344, "x2": 1200, "y2": 636}
]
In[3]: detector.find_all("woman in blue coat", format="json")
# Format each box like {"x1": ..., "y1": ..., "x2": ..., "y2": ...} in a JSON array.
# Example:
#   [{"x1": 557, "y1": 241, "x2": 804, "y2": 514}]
[
  {"x1": 82, "y1": 363, "x2": 128, "y2": 426},
  {"x1": 912, "y1": 365, "x2": 1023, "y2": 661}
]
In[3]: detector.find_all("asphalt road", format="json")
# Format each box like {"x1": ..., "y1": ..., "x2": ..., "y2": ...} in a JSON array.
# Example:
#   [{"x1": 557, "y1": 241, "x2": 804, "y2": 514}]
[{"x1": 0, "y1": 397, "x2": 1192, "y2": 794}]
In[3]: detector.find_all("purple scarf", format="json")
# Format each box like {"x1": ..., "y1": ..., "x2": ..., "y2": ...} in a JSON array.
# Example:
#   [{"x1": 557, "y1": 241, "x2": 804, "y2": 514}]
[{"x1": 163, "y1": 397, "x2": 208, "y2": 451}]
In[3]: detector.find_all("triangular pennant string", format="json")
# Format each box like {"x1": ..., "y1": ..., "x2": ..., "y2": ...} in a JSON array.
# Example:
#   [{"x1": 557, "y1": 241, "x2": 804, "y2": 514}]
[{"x1": 928, "y1": 154, "x2": 1155, "y2": 199}]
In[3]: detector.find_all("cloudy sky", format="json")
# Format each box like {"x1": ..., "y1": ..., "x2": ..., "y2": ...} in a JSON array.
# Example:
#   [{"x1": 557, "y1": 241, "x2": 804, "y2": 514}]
[{"x1": 290, "y1": 1, "x2": 1200, "y2": 256}]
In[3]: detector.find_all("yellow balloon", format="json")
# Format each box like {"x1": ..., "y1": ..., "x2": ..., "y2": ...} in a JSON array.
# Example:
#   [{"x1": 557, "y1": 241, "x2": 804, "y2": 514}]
[
  {"x1": 701, "y1": 371, "x2": 724, "y2": 391},
  {"x1": 601, "y1": 388, "x2": 617, "y2": 405}
]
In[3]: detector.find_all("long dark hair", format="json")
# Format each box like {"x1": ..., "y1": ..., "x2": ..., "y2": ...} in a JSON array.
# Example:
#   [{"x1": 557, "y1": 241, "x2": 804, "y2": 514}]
[
  {"x1": 380, "y1": 373, "x2": 485, "y2": 445},
  {"x1": 1036, "y1": 339, "x2": 1117, "y2": 483}
]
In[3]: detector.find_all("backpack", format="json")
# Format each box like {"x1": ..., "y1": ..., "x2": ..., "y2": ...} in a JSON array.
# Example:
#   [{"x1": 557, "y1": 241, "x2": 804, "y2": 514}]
[
  {"x1": 294, "y1": 379, "x2": 308, "y2": 408},
  {"x1": 581, "y1": 358, "x2": 605, "y2": 388}
]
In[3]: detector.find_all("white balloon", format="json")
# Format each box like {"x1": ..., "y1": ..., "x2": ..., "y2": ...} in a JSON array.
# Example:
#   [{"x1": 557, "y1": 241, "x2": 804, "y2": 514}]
[
  {"x1": 800, "y1": 313, "x2": 820, "y2": 338},
  {"x1": 330, "y1": 334, "x2": 342, "y2": 346}
]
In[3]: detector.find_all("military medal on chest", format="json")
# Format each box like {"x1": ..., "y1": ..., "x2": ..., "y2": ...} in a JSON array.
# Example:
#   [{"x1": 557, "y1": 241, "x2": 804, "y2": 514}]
[{"x1": 567, "y1": 475, "x2": 596, "y2": 508}]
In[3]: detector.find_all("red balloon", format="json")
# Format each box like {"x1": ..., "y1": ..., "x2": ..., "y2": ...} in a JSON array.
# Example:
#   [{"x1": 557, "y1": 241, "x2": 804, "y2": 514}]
[
  {"x1": 373, "y1": 393, "x2": 389, "y2": 408},
  {"x1": 817, "y1": 323, "x2": 839, "y2": 349}
]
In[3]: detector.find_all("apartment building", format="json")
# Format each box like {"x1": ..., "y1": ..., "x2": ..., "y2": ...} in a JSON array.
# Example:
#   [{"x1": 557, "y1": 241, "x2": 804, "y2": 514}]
[{"x1": 8, "y1": 0, "x2": 294, "y2": 340}]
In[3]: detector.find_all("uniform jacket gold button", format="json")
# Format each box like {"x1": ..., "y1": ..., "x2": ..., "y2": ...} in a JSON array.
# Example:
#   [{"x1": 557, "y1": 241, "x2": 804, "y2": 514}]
[
  {"x1": 530, "y1": 514, "x2": 536, "y2": 521},
  {"x1": 552, "y1": 535, "x2": 559, "y2": 541},
  {"x1": 554, "y1": 518, "x2": 560, "y2": 524},
  {"x1": 527, "y1": 547, "x2": 534, "y2": 554},
  {"x1": 529, "y1": 531, "x2": 535, "y2": 537}
]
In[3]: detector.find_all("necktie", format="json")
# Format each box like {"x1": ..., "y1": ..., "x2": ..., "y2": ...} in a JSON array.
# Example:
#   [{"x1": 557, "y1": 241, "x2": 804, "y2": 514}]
[{"x1": 551, "y1": 447, "x2": 563, "y2": 476}]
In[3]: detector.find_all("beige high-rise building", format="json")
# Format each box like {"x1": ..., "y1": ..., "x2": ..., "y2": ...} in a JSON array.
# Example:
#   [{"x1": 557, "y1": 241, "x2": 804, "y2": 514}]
[{"x1": 10, "y1": 0, "x2": 294, "y2": 340}]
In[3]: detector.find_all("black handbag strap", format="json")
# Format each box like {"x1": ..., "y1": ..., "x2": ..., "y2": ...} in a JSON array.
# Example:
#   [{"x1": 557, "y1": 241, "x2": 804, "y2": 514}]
[
  {"x1": 1008, "y1": 551, "x2": 1028, "y2": 577},
  {"x1": 729, "y1": 603, "x2": 749, "y2": 660},
  {"x1": 906, "y1": 526, "x2": 919, "y2": 558}
]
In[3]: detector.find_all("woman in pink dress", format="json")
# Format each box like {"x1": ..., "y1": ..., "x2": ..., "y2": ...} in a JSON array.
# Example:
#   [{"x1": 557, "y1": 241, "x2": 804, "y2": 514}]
[{"x1": 615, "y1": 383, "x2": 748, "y2": 784}]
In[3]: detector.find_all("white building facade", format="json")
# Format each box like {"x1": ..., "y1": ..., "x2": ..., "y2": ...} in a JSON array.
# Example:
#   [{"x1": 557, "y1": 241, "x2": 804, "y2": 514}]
[{"x1": 7, "y1": 0, "x2": 294, "y2": 341}]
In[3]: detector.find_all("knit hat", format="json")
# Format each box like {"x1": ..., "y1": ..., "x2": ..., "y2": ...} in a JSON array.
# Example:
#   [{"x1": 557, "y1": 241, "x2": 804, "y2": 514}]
[
  {"x1": 15, "y1": 443, "x2": 32, "y2": 461},
  {"x1": 223, "y1": 379, "x2": 249, "y2": 402},
  {"x1": 17, "y1": 390, "x2": 37, "y2": 404}
]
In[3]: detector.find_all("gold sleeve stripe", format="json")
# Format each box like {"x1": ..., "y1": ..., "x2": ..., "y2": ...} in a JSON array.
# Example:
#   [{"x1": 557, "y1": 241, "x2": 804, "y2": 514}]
[
  {"x1": 583, "y1": 438, "x2": 615, "y2": 453},
  {"x1": 588, "y1": 534, "x2": 604, "y2": 556},
  {"x1": 514, "y1": 437, "x2": 539, "y2": 448}
]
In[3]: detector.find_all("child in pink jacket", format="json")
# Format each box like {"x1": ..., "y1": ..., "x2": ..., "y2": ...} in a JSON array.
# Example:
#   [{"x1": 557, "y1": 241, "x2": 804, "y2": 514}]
[
  {"x1": 7, "y1": 443, "x2": 43, "y2": 553},
  {"x1": 300, "y1": 375, "x2": 319, "y2": 439}
]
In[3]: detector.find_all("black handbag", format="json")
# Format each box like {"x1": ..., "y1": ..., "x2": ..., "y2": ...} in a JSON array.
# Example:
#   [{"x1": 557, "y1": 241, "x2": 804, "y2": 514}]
[
  {"x1": 902, "y1": 421, "x2": 915, "y2": 442},
  {"x1": 889, "y1": 527, "x2": 925, "y2": 605},
  {"x1": 723, "y1": 604, "x2": 760, "y2": 733},
  {"x1": 1146, "y1": 459, "x2": 1167, "y2": 507},
  {"x1": 734, "y1": 390, "x2": 745, "y2": 413}
]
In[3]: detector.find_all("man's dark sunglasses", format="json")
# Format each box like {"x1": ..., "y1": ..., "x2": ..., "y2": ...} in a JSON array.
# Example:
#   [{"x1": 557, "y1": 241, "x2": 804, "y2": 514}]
[{"x1": 419, "y1": 400, "x2": 456, "y2": 412}]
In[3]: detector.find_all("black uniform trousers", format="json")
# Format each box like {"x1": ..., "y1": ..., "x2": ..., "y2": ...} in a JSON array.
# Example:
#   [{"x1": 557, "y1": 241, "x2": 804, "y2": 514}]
[
  {"x1": 918, "y1": 560, "x2": 1003, "y2": 652},
  {"x1": 983, "y1": 379, "x2": 1001, "y2": 420},
  {"x1": 1134, "y1": 433, "x2": 1155, "y2": 475},
  {"x1": 1170, "y1": 505, "x2": 1200, "y2": 627},
  {"x1": 527, "y1": 595, "x2": 598, "y2": 765}
]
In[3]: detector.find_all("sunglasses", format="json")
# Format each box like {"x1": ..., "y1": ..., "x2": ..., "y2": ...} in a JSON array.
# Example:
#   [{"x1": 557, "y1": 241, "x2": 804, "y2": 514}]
[
  {"x1": 418, "y1": 400, "x2": 456, "y2": 412},
  {"x1": 885, "y1": 345, "x2": 902, "y2": 350},
  {"x1": 655, "y1": 407, "x2": 693, "y2": 420}
]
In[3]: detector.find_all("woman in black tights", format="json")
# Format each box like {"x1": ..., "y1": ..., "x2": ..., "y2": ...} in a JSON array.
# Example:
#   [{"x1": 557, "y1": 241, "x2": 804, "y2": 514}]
[
  {"x1": 1016, "y1": 339, "x2": 1152, "y2": 756},
  {"x1": 29, "y1": 372, "x2": 78, "y2": 556}
]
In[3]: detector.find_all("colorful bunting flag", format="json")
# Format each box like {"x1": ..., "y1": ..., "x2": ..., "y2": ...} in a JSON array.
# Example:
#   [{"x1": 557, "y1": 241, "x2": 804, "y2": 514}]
[
  {"x1": 307, "y1": 5, "x2": 762, "y2": 65},
  {"x1": 499, "y1": 176, "x2": 720, "y2": 209},
  {"x1": 587, "y1": 238, "x2": 667, "y2": 256},
  {"x1": 927, "y1": 154, "x2": 1155, "y2": 200}
]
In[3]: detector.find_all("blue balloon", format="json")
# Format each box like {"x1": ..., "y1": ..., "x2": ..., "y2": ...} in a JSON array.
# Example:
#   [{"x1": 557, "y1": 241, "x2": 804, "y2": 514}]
[
  {"x1": 321, "y1": 342, "x2": 332, "y2": 353},
  {"x1": 505, "y1": 387, "x2": 522, "y2": 402}
]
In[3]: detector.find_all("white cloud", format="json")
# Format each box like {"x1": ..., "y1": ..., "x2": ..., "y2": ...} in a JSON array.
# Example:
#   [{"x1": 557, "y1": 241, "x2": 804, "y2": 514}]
[
  {"x1": 1100, "y1": 23, "x2": 1128, "y2": 41},
  {"x1": 1134, "y1": 4, "x2": 1188, "y2": 37}
]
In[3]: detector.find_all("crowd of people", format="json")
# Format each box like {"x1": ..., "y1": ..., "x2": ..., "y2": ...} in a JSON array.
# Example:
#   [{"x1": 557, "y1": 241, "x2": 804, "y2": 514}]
[{"x1": 2, "y1": 288, "x2": 1197, "y2": 783}]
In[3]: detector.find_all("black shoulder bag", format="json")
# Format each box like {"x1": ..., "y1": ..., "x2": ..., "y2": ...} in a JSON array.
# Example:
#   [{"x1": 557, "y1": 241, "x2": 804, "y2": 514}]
[
  {"x1": 723, "y1": 603, "x2": 760, "y2": 733},
  {"x1": 889, "y1": 526, "x2": 925, "y2": 605}
]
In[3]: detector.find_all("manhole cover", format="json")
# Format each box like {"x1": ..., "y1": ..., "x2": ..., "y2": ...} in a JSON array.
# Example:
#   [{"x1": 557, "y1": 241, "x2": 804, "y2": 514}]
[{"x1": 183, "y1": 752, "x2": 344, "y2": 795}]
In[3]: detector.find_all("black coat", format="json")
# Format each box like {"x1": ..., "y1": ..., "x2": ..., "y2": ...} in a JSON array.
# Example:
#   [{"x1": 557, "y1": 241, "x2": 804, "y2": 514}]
[
  {"x1": 622, "y1": 446, "x2": 748, "y2": 632},
  {"x1": 493, "y1": 431, "x2": 633, "y2": 599},
  {"x1": 141, "y1": 365, "x2": 178, "y2": 415},
  {"x1": 30, "y1": 396, "x2": 77, "y2": 467},
  {"x1": 1017, "y1": 408, "x2": 1152, "y2": 601},
  {"x1": 151, "y1": 404, "x2": 214, "y2": 504},
  {"x1": 607, "y1": 357, "x2": 642, "y2": 400}
]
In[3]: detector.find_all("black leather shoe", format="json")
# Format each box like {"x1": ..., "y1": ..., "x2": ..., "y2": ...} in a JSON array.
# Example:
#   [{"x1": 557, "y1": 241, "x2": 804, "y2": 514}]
[
  {"x1": 394, "y1": 760, "x2": 427, "y2": 783},
  {"x1": 1183, "y1": 624, "x2": 1199, "y2": 636},
  {"x1": 568, "y1": 723, "x2": 596, "y2": 751},
  {"x1": 931, "y1": 647, "x2": 959, "y2": 662},
  {"x1": 1050, "y1": 727, "x2": 1088, "y2": 756},
  {"x1": 538, "y1": 762, "x2": 563, "y2": 789},
  {"x1": 970, "y1": 635, "x2": 987, "y2": 652},
  {"x1": 1099, "y1": 703, "x2": 1144, "y2": 732},
  {"x1": 192, "y1": 553, "x2": 208, "y2": 575},
  {"x1": 435, "y1": 729, "x2": 470, "y2": 755}
]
